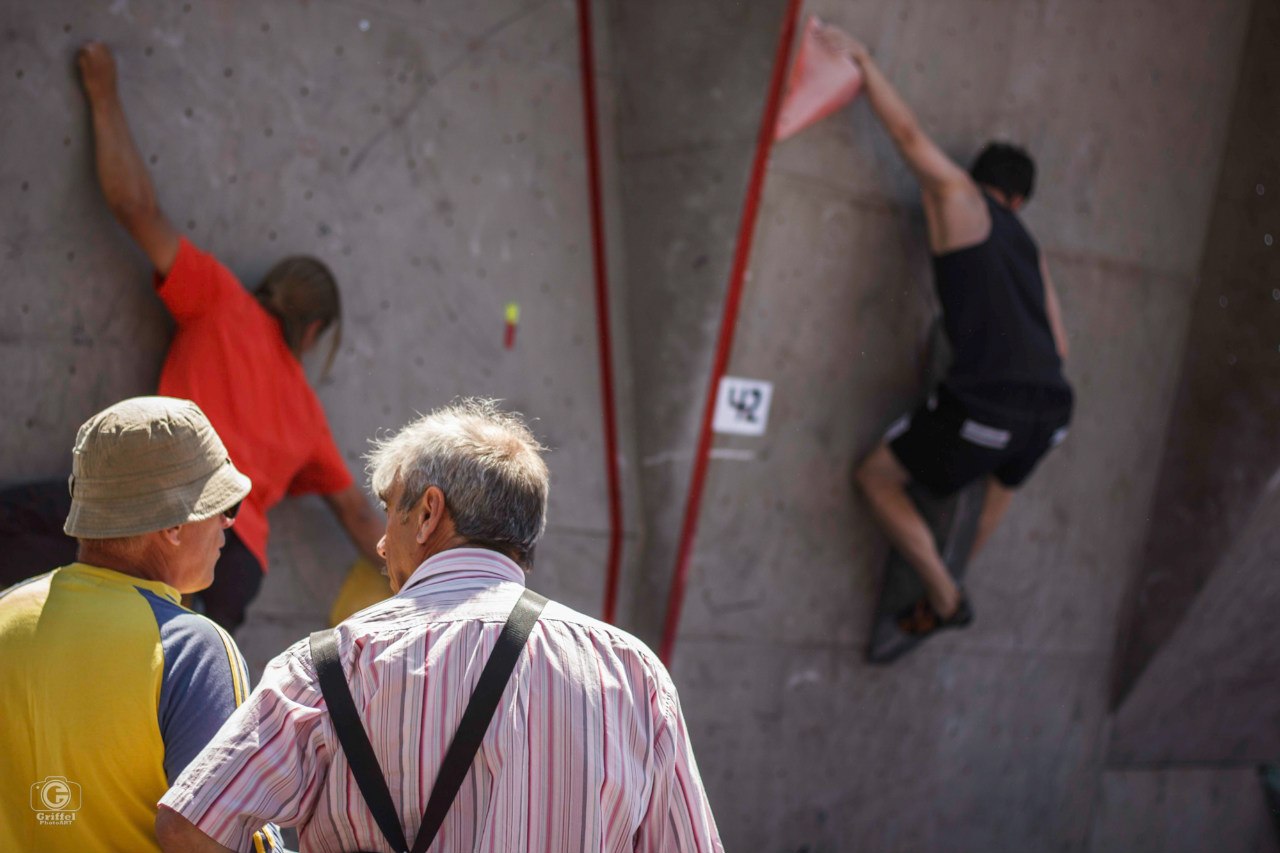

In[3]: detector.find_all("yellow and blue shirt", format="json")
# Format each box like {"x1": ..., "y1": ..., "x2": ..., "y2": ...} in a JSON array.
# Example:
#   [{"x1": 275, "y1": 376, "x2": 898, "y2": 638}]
[{"x1": 0, "y1": 563, "x2": 277, "y2": 852}]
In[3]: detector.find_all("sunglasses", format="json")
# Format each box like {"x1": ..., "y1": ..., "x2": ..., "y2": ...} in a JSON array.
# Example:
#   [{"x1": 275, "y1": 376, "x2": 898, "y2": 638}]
[{"x1": 222, "y1": 500, "x2": 243, "y2": 521}]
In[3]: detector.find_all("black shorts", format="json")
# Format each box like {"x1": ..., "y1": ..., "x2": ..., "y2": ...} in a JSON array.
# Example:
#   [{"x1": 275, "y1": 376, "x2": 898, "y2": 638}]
[{"x1": 887, "y1": 384, "x2": 1072, "y2": 496}]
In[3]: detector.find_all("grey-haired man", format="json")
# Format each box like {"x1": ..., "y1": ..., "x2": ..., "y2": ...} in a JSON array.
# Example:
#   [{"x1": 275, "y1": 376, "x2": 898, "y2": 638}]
[
  {"x1": 0, "y1": 397, "x2": 280, "y2": 853},
  {"x1": 157, "y1": 399, "x2": 722, "y2": 853}
]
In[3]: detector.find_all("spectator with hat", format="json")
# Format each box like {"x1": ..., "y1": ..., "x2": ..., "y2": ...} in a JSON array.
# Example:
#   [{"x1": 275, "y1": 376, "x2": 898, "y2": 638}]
[{"x1": 0, "y1": 396, "x2": 280, "y2": 853}]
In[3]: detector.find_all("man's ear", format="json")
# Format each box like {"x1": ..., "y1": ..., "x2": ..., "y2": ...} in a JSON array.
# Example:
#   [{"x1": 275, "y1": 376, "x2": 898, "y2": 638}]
[
  {"x1": 159, "y1": 525, "x2": 183, "y2": 547},
  {"x1": 416, "y1": 486, "x2": 447, "y2": 544}
]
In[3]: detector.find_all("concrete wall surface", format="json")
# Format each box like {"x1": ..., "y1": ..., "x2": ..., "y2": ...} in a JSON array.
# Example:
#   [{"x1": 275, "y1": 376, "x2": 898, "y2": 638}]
[
  {"x1": 610, "y1": 0, "x2": 1259, "y2": 850},
  {"x1": 1088, "y1": 768, "x2": 1280, "y2": 853},
  {"x1": 608, "y1": 0, "x2": 788, "y2": 639},
  {"x1": 1110, "y1": 482, "x2": 1280, "y2": 764},
  {"x1": 0, "y1": 0, "x2": 638, "y2": 676},
  {"x1": 1112, "y1": 0, "x2": 1280, "y2": 705}
]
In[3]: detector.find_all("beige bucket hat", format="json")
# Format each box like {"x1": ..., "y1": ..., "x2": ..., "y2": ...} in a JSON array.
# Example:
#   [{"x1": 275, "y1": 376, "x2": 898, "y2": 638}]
[{"x1": 63, "y1": 396, "x2": 251, "y2": 539}]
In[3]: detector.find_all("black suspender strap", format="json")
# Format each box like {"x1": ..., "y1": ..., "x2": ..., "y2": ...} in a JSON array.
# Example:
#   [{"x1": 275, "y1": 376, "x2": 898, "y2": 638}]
[
  {"x1": 309, "y1": 588, "x2": 548, "y2": 853},
  {"x1": 310, "y1": 625, "x2": 409, "y2": 853}
]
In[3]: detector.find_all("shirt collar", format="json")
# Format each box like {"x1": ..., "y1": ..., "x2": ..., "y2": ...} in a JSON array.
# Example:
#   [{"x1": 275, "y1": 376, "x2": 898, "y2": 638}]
[
  {"x1": 398, "y1": 547, "x2": 527, "y2": 595},
  {"x1": 67, "y1": 562, "x2": 183, "y2": 604}
]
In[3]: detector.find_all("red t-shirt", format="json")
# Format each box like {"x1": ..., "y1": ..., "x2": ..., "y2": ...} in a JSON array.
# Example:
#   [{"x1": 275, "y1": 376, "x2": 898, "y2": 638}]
[{"x1": 155, "y1": 239, "x2": 353, "y2": 570}]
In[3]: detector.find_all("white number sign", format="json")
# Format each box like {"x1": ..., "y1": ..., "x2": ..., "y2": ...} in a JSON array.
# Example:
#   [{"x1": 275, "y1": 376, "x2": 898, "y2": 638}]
[{"x1": 712, "y1": 376, "x2": 774, "y2": 436}]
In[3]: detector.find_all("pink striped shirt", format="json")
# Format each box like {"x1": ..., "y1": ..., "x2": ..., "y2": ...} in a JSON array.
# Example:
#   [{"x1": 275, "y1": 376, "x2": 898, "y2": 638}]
[{"x1": 160, "y1": 548, "x2": 722, "y2": 852}]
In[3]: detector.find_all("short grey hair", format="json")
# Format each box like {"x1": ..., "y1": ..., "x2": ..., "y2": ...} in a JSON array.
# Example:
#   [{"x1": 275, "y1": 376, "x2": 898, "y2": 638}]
[{"x1": 367, "y1": 399, "x2": 549, "y2": 563}]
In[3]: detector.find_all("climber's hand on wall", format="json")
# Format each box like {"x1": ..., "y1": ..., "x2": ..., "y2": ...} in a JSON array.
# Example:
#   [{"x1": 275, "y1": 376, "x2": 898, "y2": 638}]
[
  {"x1": 77, "y1": 40, "x2": 181, "y2": 275},
  {"x1": 815, "y1": 22, "x2": 870, "y2": 68},
  {"x1": 77, "y1": 42, "x2": 118, "y2": 103}
]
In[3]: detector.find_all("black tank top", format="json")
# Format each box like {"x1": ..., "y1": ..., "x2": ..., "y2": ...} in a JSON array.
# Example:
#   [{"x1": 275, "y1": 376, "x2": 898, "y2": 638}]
[{"x1": 932, "y1": 193, "x2": 1070, "y2": 410}]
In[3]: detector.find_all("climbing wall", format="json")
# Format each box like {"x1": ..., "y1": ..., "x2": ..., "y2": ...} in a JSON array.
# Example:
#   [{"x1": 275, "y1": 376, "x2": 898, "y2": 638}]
[
  {"x1": 609, "y1": 0, "x2": 1258, "y2": 849},
  {"x1": 3, "y1": 0, "x2": 1275, "y2": 849},
  {"x1": 1099, "y1": 2, "x2": 1280, "y2": 843},
  {"x1": 0, "y1": 0, "x2": 637, "y2": 674},
  {"x1": 1113, "y1": 0, "x2": 1280, "y2": 708}
]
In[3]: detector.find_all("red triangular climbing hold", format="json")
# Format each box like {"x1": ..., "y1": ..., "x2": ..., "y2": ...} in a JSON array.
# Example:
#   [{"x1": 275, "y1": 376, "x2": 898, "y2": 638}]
[{"x1": 775, "y1": 17, "x2": 864, "y2": 142}]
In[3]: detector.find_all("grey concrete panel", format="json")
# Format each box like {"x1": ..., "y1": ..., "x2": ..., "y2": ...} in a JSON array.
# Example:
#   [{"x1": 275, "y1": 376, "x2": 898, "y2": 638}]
[
  {"x1": 1110, "y1": 484, "x2": 1280, "y2": 764},
  {"x1": 0, "y1": 0, "x2": 634, "y2": 669},
  {"x1": 675, "y1": 638, "x2": 1106, "y2": 852},
  {"x1": 614, "y1": 145, "x2": 761, "y2": 642},
  {"x1": 1112, "y1": 0, "x2": 1280, "y2": 703},
  {"x1": 612, "y1": 0, "x2": 787, "y2": 156},
  {"x1": 0, "y1": 337, "x2": 165, "y2": 479},
  {"x1": 669, "y1": 172, "x2": 930, "y2": 650},
  {"x1": 1089, "y1": 768, "x2": 1280, "y2": 853},
  {"x1": 776, "y1": 0, "x2": 1252, "y2": 277}
]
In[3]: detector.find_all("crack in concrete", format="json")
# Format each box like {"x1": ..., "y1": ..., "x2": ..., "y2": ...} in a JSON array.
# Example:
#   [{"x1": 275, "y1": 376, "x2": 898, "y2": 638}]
[{"x1": 347, "y1": 0, "x2": 552, "y2": 176}]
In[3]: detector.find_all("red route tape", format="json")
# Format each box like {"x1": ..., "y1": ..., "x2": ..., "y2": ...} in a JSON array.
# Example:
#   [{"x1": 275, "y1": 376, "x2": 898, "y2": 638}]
[{"x1": 575, "y1": 0, "x2": 625, "y2": 625}]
